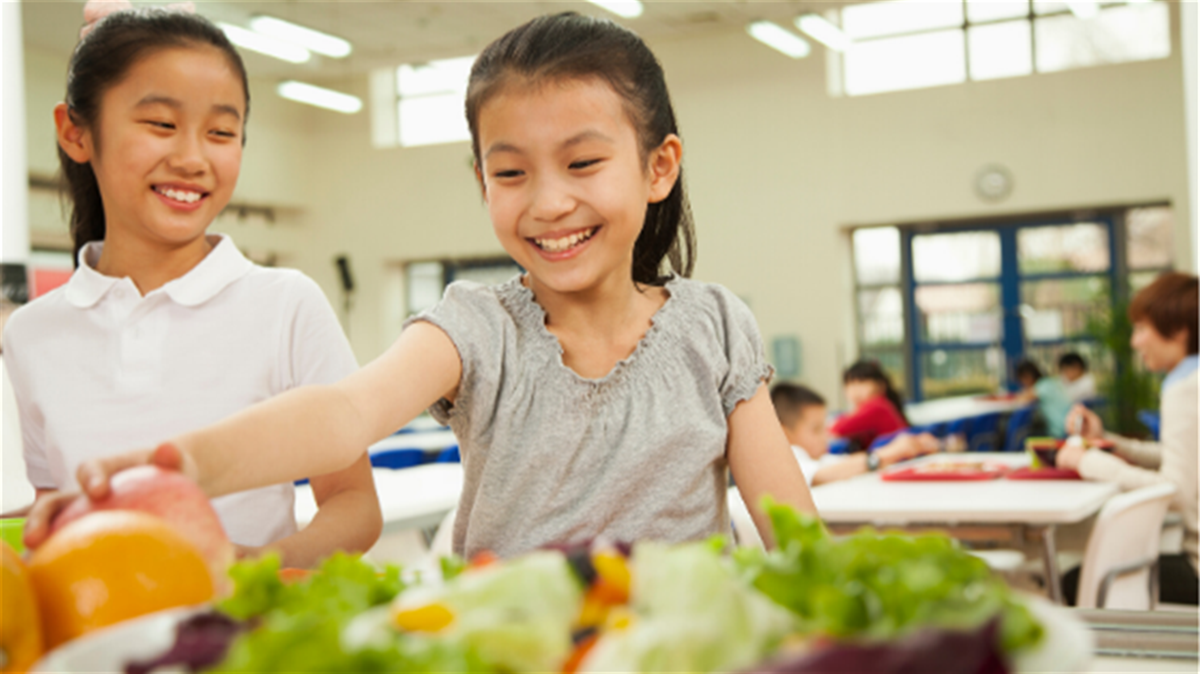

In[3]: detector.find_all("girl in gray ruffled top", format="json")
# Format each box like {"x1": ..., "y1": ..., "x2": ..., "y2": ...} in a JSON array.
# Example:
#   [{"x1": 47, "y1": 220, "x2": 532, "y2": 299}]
[{"x1": 34, "y1": 12, "x2": 818, "y2": 560}]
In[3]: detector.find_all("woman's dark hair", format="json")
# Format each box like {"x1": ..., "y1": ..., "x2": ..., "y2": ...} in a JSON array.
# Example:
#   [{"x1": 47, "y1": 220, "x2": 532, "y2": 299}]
[
  {"x1": 1014, "y1": 358, "x2": 1043, "y2": 383},
  {"x1": 60, "y1": 7, "x2": 250, "y2": 264},
  {"x1": 464, "y1": 12, "x2": 694, "y2": 286},
  {"x1": 770, "y1": 383, "x2": 826, "y2": 428},
  {"x1": 1129, "y1": 272, "x2": 1199, "y2": 355},
  {"x1": 843, "y1": 360, "x2": 908, "y2": 424}
]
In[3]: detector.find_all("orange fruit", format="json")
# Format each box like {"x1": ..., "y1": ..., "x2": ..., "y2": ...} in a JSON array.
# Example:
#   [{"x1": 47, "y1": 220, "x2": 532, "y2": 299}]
[
  {"x1": 28, "y1": 510, "x2": 214, "y2": 649},
  {"x1": 1, "y1": 542, "x2": 43, "y2": 672}
]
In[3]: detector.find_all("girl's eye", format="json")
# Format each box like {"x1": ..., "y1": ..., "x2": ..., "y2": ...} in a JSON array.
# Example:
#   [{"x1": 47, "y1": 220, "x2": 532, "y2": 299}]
[
  {"x1": 492, "y1": 169, "x2": 524, "y2": 179},
  {"x1": 144, "y1": 121, "x2": 175, "y2": 130},
  {"x1": 569, "y1": 159, "x2": 601, "y2": 170},
  {"x1": 211, "y1": 129, "x2": 238, "y2": 138}
]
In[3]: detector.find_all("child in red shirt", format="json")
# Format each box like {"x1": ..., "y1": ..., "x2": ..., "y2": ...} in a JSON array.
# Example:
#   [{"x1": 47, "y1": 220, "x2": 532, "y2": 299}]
[{"x1": 829, "y1": 360, "x2": 909, "y2": 450}]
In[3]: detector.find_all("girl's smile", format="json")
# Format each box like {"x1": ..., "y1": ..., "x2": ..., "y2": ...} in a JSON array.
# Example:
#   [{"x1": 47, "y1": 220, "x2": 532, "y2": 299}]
[
  {"x1": 151, "y1": 182, "x2": 211, "y2": 211},
  {"x1": 529, "y1": 225, "x2": 600, "y2": 258}
]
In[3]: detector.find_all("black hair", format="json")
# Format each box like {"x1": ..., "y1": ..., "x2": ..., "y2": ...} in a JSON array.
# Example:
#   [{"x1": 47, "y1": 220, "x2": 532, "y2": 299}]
[
  {"x1": 464, "y1": 12, "x2": 695, "y2": 286},
  {"x1": 843, "y1": 360, "x2": 908, "y2": 425},
  {"x1": 1014, "y1": 358, "x2": 1044, "y2": 383},
  {"x1": 60, "y1": 7, "x2": 250, "y2": 264},
  {"x1": 1057, "y1": 352, "x2": 1087, "y2": 372},
  {"x1": 770, "y1": 383, "x2": 826, "y2": 427}
]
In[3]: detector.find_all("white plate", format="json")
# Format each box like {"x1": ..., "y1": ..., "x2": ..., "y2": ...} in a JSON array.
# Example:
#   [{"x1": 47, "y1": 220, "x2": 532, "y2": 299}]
[
  {"x1": 31, "y1": 597, "x2": 1092, "y2": 673},
  {"x1": 32, "y1": 605, "x2": 207, "y2": 674}
]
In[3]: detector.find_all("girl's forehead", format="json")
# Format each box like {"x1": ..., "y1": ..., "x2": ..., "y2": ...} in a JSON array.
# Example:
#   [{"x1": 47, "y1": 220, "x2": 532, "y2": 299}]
[
  {"x1": 112, "y1": 45, "x2": 246, "y2": 113},
  {"x1": 478, "y1": 76, "x2": 632, "y2": 140}
]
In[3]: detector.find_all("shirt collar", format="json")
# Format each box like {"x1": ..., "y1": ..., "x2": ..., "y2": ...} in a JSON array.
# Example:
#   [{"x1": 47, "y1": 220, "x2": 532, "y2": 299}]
[
  {"x1": 63, "y1": 234, "x2": 253, "y2": 309},
  {"x1": 1163, "y1": 355, "x2": 1199, "y2": 391}
]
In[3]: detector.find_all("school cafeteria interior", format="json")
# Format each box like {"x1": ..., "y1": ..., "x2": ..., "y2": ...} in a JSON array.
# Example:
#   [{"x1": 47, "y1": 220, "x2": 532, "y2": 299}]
[{"x1": 1, "y1": 1, "x2": 1197, "y2": 672}]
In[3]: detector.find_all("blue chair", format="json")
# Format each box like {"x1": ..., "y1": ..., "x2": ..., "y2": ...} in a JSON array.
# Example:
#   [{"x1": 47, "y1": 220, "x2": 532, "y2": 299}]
[
  {"x1": 868, "y1": 430, "x2": 903, "y2": 451},
  {"x1": 370, "y1": 448, "x2": 426, "y2": 470},
  {"x1": 828, "y1": 437, "x2": 852, "y2": 455},
  {"x1": 435, "y1": 446, "x2": 461, "y2": 463},
  {"x1": 967, "y1": 413, "x2": 1002, "y2": 452},
  {"x1": 1137, "y1": 410, "x2": 1161, "y2": 440},
  {"x1": 1002, "y1": 406, "x2": 1036, "y2": 453},
  {"x1": 911, "y1": 422, "x2": 947, "y2": 438}
]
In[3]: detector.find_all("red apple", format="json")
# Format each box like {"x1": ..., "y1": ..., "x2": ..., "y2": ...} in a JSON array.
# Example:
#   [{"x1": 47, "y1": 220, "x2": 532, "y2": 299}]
[{"x1": 50, "y1": 466, "x2": 234, "y2": 593}]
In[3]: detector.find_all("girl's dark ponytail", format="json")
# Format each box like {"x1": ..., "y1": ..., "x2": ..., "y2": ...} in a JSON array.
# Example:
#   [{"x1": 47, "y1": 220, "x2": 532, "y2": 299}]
[
  {"x1": 59, "y1": 6, "x2": 249, "y2": 265},
  {"x1": 843, "y1": 360, "x2": 909, "y2": 425}
]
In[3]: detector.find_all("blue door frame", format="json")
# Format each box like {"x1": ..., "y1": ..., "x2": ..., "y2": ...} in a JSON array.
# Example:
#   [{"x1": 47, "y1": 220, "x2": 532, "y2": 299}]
[{"x1": 902, "y1": 217, "x2": 1119, "y2": 402}]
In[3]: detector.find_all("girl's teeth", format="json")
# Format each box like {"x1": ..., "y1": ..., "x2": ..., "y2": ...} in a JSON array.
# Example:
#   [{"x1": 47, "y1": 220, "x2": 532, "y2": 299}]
[
  {"x1": 537, "y1": 228, "x2": 594, "y2": 252},
  {"x1": 157, "y1": 187, "x2": 202, "y2": 203}
]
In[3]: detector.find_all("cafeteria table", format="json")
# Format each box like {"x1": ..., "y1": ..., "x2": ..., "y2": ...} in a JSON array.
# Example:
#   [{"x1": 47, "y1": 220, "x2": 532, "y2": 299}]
[
  {"x1": 811, "y1": 452, "x2": 1119, "y2": 604},
  {"x1": 294, "y1": 463, "x2": 464, "y2": 536},
  {"x1": 905, "y1": 393, "x2": 1030, "y2": 427}
]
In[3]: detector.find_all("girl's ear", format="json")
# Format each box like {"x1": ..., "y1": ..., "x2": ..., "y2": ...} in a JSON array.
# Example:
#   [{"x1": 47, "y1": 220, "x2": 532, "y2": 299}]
[
  {"x1": 474, "y1": 162, "x2": 489, "y2": 202},
  {"x1": 54, "y1": 102, "x2": 92, "y2": 164},
  {"x1": 646, "y1": 134, "x2": 682, "y2": 204}
]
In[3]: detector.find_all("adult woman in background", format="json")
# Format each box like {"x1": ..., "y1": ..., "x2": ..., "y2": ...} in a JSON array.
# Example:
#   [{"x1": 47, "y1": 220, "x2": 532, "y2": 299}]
[{"x1": 1057, "y1": 272, "x2": 1198, "y2": 605}]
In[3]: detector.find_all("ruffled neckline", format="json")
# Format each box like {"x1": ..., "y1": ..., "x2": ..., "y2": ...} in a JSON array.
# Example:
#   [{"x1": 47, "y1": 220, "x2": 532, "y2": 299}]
[{"x1": 496, "y1": 274, "x2": 683, "y2": 386}]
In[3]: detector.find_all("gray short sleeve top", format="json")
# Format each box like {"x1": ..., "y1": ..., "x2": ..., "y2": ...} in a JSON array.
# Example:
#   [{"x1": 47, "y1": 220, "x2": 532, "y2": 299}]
[{"x1": 406, "y1": 275, "x2": 772, "y2": 558}]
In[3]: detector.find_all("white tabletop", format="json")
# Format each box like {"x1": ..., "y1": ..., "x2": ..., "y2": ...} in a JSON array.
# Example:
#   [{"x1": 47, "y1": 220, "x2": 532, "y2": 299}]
[
  {"x1": 905, "y1": 394, "x2": 1031, "y2": 427},
  {"x1": 369, "y1": 429, "x2": 459, "y2": 453},
  {"x1": 295, "y1": 463, "x2": 464, "y2": 534},
  {"x1": 812, "y1": 453, "x2": 1119, "y2": 526}
]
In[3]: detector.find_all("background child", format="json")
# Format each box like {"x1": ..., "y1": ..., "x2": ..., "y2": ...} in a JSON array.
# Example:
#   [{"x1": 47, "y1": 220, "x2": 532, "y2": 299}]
[
  {"x1": 1057, "y1": 352, "x2": 1096, "y2": 404},
  {"x1": 6, "y1": 4, "x2": 380, "y2": 567},
  {"x1": 26, "y1": 12, "x2": 815, "y2": 559},
  {"x1": 1013, "y1": 358, "x2": 1066, "y2": 437},
  {"x1": 828, "y1": 360, "x2": 909, "y2": 450},
  {"x1": 771, "y1": 382, "x2": 936, "y2": 486}
]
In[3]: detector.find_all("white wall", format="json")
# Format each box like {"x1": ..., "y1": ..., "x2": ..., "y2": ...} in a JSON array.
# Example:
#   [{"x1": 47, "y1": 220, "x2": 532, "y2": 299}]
[{"x1": 18, "y1": 14, "x2": 1192, "y2": 403}]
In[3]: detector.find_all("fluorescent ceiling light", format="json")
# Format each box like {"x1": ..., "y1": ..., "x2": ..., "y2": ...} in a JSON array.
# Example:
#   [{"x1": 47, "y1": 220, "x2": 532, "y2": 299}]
[
  {"x1": 249, "y1": 16, "x2": 352, "y2": 58},
  {"x1": 795, "y1": 14, "x2": 851, "y2": 52},
  {"x1": 747, "y1": 21, "x2": 811, "y2": 59},
  {"x1": 219, "y1": 23, "x2": 310, "y2": 63},
  {"x1": 586, "y1": 0, "x2": 644, "y2": 19},
  {"x1": 277, "y1": 81, "x2": 362, "y2": 114},
  {"x1": 1066, "y1": 1, "x2": 1101, "y2": 18}
]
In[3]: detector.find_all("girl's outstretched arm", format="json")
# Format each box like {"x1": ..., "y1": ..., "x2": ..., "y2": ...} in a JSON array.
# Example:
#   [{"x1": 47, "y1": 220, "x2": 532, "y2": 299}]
[
  {"x1": 726, "y1": 383, "x2": 818, "y2": 548},
  {"x1": 85, "y1": 321, "x2": 462, "y2": 499}
]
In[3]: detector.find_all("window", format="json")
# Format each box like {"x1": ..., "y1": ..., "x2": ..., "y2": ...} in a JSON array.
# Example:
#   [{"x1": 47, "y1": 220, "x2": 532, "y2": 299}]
[
  {"x1": 403, "y1": 257, "x2": 522, "y2": 317},
  {"x1": 369, "y1": 56, "x2": 475, "y2": 148},
  {"x1": 850, "y1": 205, "x2": 1172, "y2": 400},
  {"x1": 832, "y1": 0, "x2": 1170, "y2": 97}
]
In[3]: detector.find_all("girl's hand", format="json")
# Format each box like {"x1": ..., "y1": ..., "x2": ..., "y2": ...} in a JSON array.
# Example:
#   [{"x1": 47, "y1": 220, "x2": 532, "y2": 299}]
[
  {"x1": 877, "y1": 433, "x2": 939, "y2": 468},
  {"x1": 75, "y1": 442, "x2": 200, "y2": 500},
  {"x1": 22, "y1": 489, "x2": 77, "y2": 550},
  {"x1": 1055, "y1": 442, "x2": 1087, "y2": 471},
  {"x1": 1064, "y1": 404, "x2": 1104, "y2": 440}
]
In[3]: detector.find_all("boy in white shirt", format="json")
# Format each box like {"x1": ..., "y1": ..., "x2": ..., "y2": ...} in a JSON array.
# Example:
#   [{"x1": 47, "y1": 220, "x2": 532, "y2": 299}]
[{"x1": 770, "y1": 383, "x2": 938, "y2": 486}]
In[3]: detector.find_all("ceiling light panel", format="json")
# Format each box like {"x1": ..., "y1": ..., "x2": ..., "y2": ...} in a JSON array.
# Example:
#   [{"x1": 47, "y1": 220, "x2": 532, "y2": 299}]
[
  {"x1": 277, "y1": 81, "x2": 363, "y2": 114},
  {"x1": 250, "y1": 16, "x2": 352, "y2": 58},
  {"x1": 795, "y1": 14, "x2": 851, "y2": 52},
  {"x1": 586, "y1": 0, "x2": 644, "y2": 19},
  {"x1": 747, "y1": 21, "x2": 812, "y2": 59},
  {"x1": 219, "y1": 23, "x2": 310, "y2": 63}
]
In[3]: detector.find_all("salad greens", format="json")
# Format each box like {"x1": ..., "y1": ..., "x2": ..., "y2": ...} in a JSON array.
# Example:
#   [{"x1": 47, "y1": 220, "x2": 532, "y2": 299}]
[
  {"x1": 733, "y1": 499, "x2": 1043, "y2": 653},
  {"x1": 581, "y1": 539, "x2": 793, "y2": 673},
  {"x1": 211, "y1": 553, "x2": 492, "y2": 673}
]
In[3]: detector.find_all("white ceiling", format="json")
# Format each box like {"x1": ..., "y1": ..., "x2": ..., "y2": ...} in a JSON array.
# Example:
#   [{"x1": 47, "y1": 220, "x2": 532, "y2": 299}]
[{"x1": 21, "y1": 0, "x2": 837, "y2": 82}]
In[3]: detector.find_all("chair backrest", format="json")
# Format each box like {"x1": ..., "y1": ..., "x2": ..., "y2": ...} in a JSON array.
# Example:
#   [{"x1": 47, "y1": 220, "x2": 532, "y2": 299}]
[
  {"x1": 967, "y1": 413, "x2": 1002, "y2": 452},
  {"x1": 1003, "y1": 407, "x2": 1035, "y2": 453},
  {"x1": 428, "y1": 507, "x2": 457, "y2": 560},
  {"x1": 868, "y1": 430, "x2": 902, "y2": 451},
  {"x1": 1137, "y1": 410, "x2": 1161, "y2": 441},
  {"x1": 435, "y1": 446, "x2": 461, "y2": 463},
  {"x1": 1076, "y1": 482, "x2": 1177, "y2": 610},
  {"x1": 726, "y1": 487, "x2": 764, "y2": 549},
  {"x1": 370, "y1": 448, "x2": 426, "y2": 470}
]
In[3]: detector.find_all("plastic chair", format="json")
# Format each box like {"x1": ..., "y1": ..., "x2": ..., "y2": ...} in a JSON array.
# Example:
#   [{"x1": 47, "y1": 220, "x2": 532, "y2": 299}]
[
  {"x1": 726, "y1": 487, "x2": 764, "y2": 549},
  {"x1": 428, "y1": 507, "x2": 457, "y2": 560},
  {"x1": 435, "y1": 446, "x2": 461, "y2": 463},
  {"x1": 867, "y1": 430, "x2": 903, "y2": 451},
  {"x1": 967, "y1": 413, "x2": 1002, "y2": 452},
  {"x1": 1137, "y1": 410, "x2": 1161, "y2": 441},
  {"x1": 1076, "y1": 482, "x2": 1177, "y2": 610},
  {"x1": 370, "y1": 448, "x2": 426, "y2": 470},
  {"x1": 1002, "y1": 406, "x2": 1036, "y2": 453}
]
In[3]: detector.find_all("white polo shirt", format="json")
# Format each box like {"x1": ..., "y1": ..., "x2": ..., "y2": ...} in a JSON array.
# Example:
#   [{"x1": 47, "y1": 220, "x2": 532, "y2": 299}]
[{"x1": 2, "y1": 235, "x2": 358, "y2": 546}]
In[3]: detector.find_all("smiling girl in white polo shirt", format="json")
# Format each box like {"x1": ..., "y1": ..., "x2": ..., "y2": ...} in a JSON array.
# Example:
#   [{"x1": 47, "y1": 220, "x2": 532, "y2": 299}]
[{"x1": 1, "y1": 3, "x2": 381, "y2": 567}]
